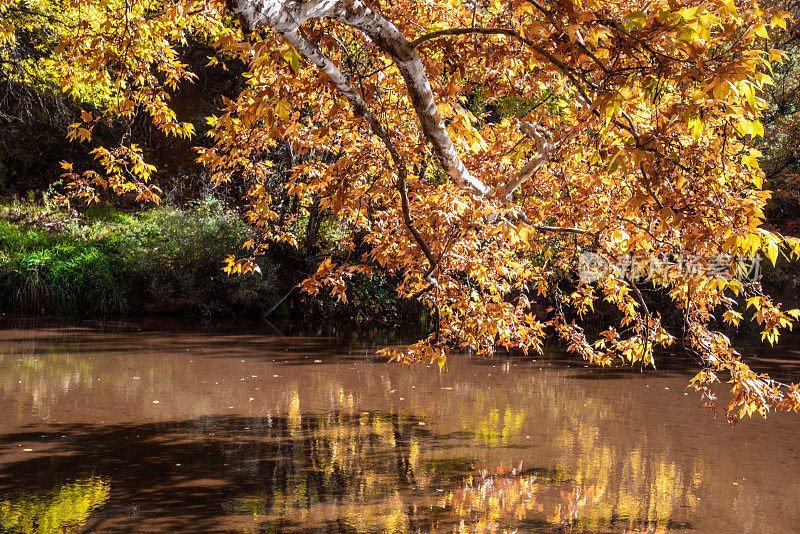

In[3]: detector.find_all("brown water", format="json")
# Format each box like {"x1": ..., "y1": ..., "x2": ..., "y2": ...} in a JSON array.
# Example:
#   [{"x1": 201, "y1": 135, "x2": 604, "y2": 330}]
[{"x1": 1, "y1": 319, "x2": 800, "y2": 533}]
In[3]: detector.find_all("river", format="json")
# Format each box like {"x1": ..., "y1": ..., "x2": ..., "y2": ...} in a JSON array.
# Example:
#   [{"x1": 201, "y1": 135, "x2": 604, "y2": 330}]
[{"x1": 1, "y1": 317, "x2": 799, "y2": 533}]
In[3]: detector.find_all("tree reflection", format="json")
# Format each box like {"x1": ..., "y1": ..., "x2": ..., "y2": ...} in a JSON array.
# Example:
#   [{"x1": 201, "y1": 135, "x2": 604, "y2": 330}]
[
  {"x1": 0, "y1": 476, "x2": 109, "y2": 534},
  {"x1": 0, "y1": 363, "x2": 704, "y2": 532},
  {"x1": 441, "y1": 464, "x2": 695, "y2": 533},
  {"x1": 0, "y1": 329, "x2": 792, "y2": 531}
]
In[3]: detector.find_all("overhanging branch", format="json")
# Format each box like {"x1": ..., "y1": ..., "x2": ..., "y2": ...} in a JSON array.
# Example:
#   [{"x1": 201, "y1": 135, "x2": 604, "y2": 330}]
[
  {"x1": 277, "y1": 27, "x2": 437, "y2": 268},
  {"x1": 230, "y1": 0, "x2": 491, "y2": 195}
]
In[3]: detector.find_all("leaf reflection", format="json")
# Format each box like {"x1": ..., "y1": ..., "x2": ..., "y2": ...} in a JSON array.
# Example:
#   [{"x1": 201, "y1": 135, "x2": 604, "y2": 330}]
[{"x1": 442, "y1": 462, "x2": 696, "y2": 533}]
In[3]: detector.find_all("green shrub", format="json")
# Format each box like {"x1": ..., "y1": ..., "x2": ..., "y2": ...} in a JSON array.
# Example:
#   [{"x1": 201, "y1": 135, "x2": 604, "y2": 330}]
[
  {"x1": 122, "y1": 199, "x2": 277, "y2": 315},
  {"x1": 0, "y1": 197, "x2": 428, "y2": 322},
  {"x1": 0, "y1": 199, "x2": 277, "y2": 316}
]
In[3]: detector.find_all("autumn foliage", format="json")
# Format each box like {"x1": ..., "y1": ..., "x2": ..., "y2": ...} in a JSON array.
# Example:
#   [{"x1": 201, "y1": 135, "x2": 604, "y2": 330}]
[{"x1": 4, "y1": 0, "x2": 800, "y2": 420}]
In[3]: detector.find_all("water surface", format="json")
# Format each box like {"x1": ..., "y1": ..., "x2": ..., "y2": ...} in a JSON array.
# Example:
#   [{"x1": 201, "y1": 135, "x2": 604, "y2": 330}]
[{"x1": 1, "y1": 318, "x2": 799, "y2": 533}]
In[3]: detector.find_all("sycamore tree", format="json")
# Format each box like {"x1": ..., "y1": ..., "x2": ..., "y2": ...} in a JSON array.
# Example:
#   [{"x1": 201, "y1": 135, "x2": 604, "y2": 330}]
[{"x1": 5, "y1": 0, "x2": 800, "y2": 420}]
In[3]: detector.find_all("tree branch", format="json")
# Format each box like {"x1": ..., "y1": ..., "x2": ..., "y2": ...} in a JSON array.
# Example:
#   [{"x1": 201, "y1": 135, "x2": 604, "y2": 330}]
[
  {"x1": 230, "y1": 0, "x2": 491, "y2": 195},
  {"x1": 410, "y1": 26, "x2": 518, "y2": 49},
  {"x1": 277, "y1": 27, "x2": 437, "y2": 268}
]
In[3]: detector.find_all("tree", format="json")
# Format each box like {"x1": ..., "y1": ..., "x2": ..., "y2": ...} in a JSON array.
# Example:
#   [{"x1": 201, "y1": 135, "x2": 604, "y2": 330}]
[
  {"x1": 759, "y1": 0, "x2": 800, "y2": 232},
  {"x1": 5, "y1": 0, "x2": 800, "y2": 420}
]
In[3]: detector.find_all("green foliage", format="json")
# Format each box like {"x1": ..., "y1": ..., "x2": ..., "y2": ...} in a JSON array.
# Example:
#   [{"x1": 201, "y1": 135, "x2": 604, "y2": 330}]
[
  {"x1": 0, "y1": 198, "x2": 277, "y2": 315},
  {"x1": 0, "y1": 197, "x2": 428, "y2": 322},
  {"x1": 0, "y1": 219, "x2": 128, "y2": 313},
  {"x1": 123, "y1": 198, "x2": 277, "y2": 315},
  {"x1": 467, "y1": 85, "x2": 563, "y2": 122},
  {"x1": 82, "y1": 204, "x2": 136, "y2": 225}
]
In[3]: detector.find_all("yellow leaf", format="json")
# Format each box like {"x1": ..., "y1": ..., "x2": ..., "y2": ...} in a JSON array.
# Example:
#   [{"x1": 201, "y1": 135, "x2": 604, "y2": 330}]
[
  {"x1": 769, "y1": 49, "x2": 786, "y2": 63},
  {"x1": 741, "y1": 82, "x2": 756, "y2": 110},
  {"x1": 688, "y1": 114, "x2": 703, "y2": 140},
  {"x1": 607, "y1": 150, "x2": 626, "y2": 173},
  {"x1": 771, "y1": 15, "x2": 788, "y2": 29},
  {"x1": 275, "y1": 100, "x2": 292, "y2": 122},
  {"x1": 765, "y1": 240, "x2": 779, "y2": 265},
  {"x1": 281, "y1": 47, "x2": 301, "y2": 74}
]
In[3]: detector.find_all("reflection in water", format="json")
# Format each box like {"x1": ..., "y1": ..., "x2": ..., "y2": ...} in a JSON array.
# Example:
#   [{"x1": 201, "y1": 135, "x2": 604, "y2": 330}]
[
  {"x1": 0, "y1": 476, "x2": 110, "y2": 534},
  {"x1": 0, "y1": 322, "x2": 799, "y2": 532},
  {"x1": 444, "y1": 466, "x2": 695, "y2": 534},
  {"x1": 232, "y1": 411, "x2": 428, "y2": 533}
]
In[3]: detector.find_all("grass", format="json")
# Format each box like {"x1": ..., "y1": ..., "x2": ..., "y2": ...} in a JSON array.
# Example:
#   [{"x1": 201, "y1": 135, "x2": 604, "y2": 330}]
[
  {"x1": 0, "y1": 197, "x2": 433, "y2": 324},
  {"x1": 0, "y1": 198, "x2": 278, "y2": 316}
]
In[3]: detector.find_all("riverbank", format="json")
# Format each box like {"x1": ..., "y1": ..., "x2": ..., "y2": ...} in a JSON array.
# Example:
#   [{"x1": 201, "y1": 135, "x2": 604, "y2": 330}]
[
  {"x1": 2, "y1": 198, "x2": 798, "y2": 338},
  {"x1": 0, "y1": 199, "x2": 424, "y2": 323}
]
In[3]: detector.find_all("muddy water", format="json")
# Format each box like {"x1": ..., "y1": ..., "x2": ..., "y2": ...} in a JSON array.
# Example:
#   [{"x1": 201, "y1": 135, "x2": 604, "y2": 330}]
[{"x1": 1, "y1": 320, "x2": 800, "y2": 533}]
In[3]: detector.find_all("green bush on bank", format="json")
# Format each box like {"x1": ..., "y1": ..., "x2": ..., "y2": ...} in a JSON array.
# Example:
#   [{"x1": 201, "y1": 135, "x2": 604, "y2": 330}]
[{"x1": 0, "y1": 198, "x2": 278, "y2": 316}]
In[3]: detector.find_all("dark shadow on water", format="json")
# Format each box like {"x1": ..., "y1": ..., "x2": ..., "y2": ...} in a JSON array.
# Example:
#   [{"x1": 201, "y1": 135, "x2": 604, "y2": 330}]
[
  {"x1": 0, "y1": 412, "x2": 484, "y2": 532},
  {"x1": 1, "y1": 412, "x2": 624, "y2": 533}
]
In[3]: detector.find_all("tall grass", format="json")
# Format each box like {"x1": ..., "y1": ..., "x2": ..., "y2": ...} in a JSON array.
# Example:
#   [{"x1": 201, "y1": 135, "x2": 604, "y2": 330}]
[{"x1": 0, "y1": 198, "x2": 277, "y2": 316}]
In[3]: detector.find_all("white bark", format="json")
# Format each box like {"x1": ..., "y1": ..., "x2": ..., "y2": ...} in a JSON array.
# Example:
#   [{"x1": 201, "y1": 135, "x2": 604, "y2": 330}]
[
  {"x1": 280, "y1": 28, "x2": 380, "y2": 132},
  {"x1": 267, "y1": 25, "x2": 437, "y2": 265},
  {"x1": 499, "y1": 122, "x2": 580, "y2": 202},
  {"x1": 229, "y1": 0, "x2": 491, "y2": 194},
  {"x1": 502, "y1": 122, "x2": 555, "y2": 200}
]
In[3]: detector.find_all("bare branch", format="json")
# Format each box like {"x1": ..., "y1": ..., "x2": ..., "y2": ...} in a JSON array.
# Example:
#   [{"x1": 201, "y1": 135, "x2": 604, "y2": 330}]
[
  {"x1": 533, "y1": 224, "x2": 593, "y2": 235},
  {"x1": 410, "y1": 26, "x2": 518, "y2": 49}
]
